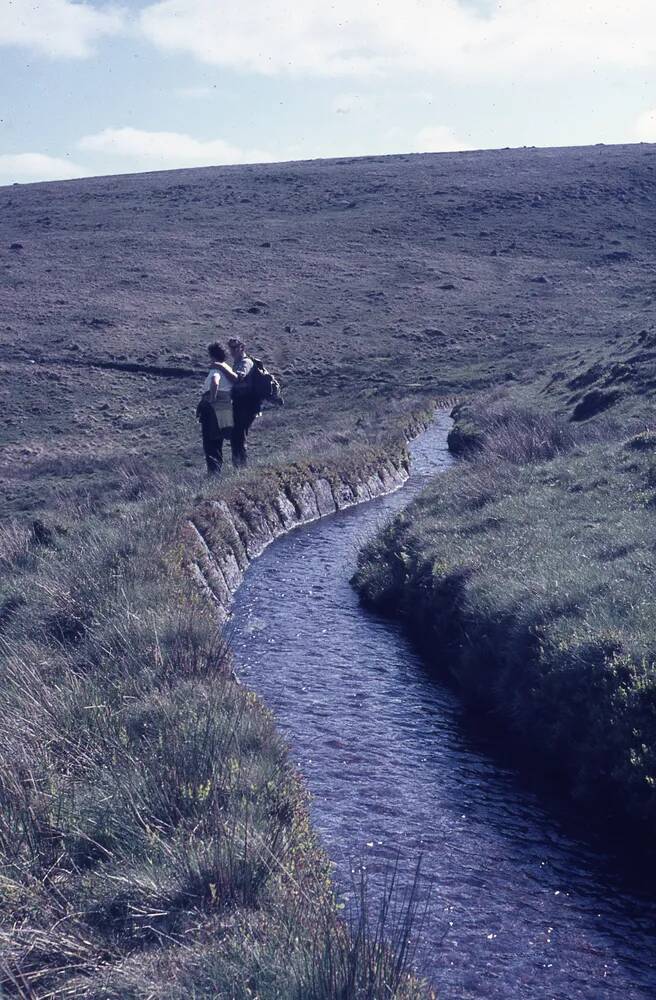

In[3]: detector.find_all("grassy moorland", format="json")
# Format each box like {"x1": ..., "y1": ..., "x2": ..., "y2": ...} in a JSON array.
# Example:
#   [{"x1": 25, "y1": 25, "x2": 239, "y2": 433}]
[
  {"x1": 3, "y1": 142, "x2": 656, "y2": 516},
  {"x1": 355, "y1": 388, "x2": 656, "y2": 849},
  {"x1": 3, "y1": 142, "x2": 656, "y2": 989}
]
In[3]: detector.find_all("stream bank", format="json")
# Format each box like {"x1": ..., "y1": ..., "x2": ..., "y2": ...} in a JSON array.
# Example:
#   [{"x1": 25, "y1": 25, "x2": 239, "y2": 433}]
[{"x1": 227, "y1": 413, "x2": 656, "y2": 1000}]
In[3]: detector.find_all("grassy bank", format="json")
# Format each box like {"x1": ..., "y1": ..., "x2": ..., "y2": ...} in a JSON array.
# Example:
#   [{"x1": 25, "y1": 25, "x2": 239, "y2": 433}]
[
  {"x1": 0, "y1": 414, "x2": 434, "y2": 997},
  {"x1": 354, "y1": 396, "x2": 656, "y2": 847}
]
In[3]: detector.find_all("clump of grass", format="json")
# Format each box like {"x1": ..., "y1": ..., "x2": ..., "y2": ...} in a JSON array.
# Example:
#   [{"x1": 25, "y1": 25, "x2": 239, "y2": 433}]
[{"x1": 448, "y1": 395, "x2": 576, "y2": 463}]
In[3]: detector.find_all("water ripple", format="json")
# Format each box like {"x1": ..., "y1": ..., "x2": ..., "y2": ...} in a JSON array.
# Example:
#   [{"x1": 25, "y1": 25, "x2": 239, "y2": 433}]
[{"x1": 231, "y1": 413, "x2": 656, "y2": 999}]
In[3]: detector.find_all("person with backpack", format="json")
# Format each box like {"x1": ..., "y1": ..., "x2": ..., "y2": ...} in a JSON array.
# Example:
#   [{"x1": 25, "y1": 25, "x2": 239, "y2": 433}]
[
  {"x1": 199, "y1": 337, "x2": 283, "y2": 471},
  {"x1": 196, "y1": 342, "x2": 236, "y2": 475},
  {"x1": 224, "y1": 337, "x2": 262, "y2": 467}
]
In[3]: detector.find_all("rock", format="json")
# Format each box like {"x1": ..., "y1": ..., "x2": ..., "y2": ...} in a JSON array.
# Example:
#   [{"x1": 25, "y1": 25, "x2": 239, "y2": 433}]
[
  {"x1": 216, "y1": 548, "x2": 242, "y2": 591},
  {"x1": 189, "y1": 563, "x2": 227, "y2": 620},
  {"x1": 274, "y1": 491, "x2": 298, "y2": 529},
  {"x1": 9, "y1": 243, "x2": 23, "y2": 251},
  {"x1": 333, "y1": 481, "x2": 357, "y2": 509},
  {"x1": 208, "y1": 501, "x2": 249, "y2": 568},
  {"x1": 313, "y1": 478, "x2": 337, "y2": 516},
  {"x1": 292, "y1": 482, "x2": 320, "y2": 522},
  {"x1": 354, "y1": 481, "x2": 372, "y2": 502},
  {"x1": 365, "y1": 472, "x2": 385, "y2": 498},
  {"x1": 379, "y1": 468, "x2": 395, "y2": 492},
  {"x1": 530, "y1": 275, "x2": 549, "y2": 284},
  {"x1": 385, "y1": 460, "x2": 407, "y2": 487}
]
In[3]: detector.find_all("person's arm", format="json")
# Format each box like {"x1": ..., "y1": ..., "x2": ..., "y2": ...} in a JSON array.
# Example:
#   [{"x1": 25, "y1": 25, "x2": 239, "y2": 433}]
[
  {"x1": 209, "y1": 372, "x2": 221, "y2": 402},
  {"x1": 216, "y1": 361, "x2": 239, "y2": 383}
]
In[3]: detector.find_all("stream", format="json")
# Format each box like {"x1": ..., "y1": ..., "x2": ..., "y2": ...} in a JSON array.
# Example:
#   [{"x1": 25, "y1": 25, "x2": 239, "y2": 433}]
[{"x1": 229, "y1": 413, "x2": 656, "y2": 999}]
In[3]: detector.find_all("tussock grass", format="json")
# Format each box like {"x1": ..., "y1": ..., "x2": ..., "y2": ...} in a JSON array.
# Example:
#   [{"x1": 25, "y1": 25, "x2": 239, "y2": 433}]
[
  {"x1": 355, "y1": 400, "x2": 656, "y2": 844},
  {"x1": 448, "y1": 394, "x2": 577, "y2": 462}
]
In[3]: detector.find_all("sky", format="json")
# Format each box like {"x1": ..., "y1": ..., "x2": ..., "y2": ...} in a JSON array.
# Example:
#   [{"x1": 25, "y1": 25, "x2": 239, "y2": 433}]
[{"x1": 2, "y1": 0, "x2": 656, "y2": 184}]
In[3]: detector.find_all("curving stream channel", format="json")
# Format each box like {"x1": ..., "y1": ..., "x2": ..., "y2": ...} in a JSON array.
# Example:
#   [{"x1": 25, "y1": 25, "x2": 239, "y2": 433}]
[{"x1": 229, "y1": 414, "x2": 656, "y2": 999}]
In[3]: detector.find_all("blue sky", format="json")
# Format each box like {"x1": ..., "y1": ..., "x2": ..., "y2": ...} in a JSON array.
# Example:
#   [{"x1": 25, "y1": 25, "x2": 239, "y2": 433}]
[{"x1": 2, "y1": 0, "x2": 656, "y2": 184}]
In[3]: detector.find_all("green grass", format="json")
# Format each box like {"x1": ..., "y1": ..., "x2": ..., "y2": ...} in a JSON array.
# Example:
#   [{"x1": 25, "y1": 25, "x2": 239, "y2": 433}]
[
  {"x1": 354, "y1": 396, "x2": 656, "y2": 845},
  {"x1": 0, "y1": 413, "x2": 434, "y2": 998}
]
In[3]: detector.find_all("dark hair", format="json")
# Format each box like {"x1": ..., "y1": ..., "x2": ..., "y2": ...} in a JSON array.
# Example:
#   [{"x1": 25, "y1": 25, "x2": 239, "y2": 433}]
[
  {"x1": 228, "y1": 337, "x2": 245, "y2": 351},
  {"x1": 207, "y1": 341, "x2": 226, "y2": 362}
]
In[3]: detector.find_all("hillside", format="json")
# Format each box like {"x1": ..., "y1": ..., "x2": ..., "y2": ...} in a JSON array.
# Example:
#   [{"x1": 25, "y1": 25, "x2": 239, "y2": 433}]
[
  {"x1": 3, "y1": 143, "x2": 656, "y2": 515},
  {"x1": 3, "y1": 143, "x2": 656, "y2": 994}
]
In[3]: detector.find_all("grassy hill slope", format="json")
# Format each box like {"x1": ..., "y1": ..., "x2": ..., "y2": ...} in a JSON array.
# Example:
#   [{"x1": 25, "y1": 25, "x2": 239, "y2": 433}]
[{"x1": 3, "y1": 142, "x2": 656, "y2": 514}]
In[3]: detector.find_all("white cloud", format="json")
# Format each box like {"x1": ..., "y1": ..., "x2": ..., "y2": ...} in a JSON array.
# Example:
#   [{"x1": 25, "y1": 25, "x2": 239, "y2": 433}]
[
  {"x1": 174, "y1": 85, "x2": 217, "y2": 99},
  {"x1": 78, "y1": 127, "x2": 275, "y2": 168},
  {"x1": 0, "y1": 153, "x2": 88, "y2": 184},
  {"x1": 140, "y1": 0, "x2": 378, "y2": 76},
  {"x1": 412, "y1": 126, "x2": 472, "y2": 154},
  {"x1": 0, "y1": 0, "x2": 124, "y2": 58},
  {"x1": 330, "y1": 93, "x2": 374, "y2": 115},
  {"x1": 139, "y1": 0, "x2": 656, "y2": 80},
  {"x1": 632, "y1": 108, "x2": 656, "y2": 142}
]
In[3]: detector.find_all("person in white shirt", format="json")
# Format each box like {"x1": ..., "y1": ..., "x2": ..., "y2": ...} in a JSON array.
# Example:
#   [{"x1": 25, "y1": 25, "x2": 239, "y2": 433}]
[{"x1": 196, "y1": 342, "x2": 237, "y2": 474}]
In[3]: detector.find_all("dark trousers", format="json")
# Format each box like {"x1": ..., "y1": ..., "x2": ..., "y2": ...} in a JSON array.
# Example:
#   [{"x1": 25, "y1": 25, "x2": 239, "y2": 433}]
[
  {"x1": 197, "y1": 400, "x2": 233, "y2": 475},
  {"x1": 232, "y1": 398, "x2": 259, "y2": 467}
]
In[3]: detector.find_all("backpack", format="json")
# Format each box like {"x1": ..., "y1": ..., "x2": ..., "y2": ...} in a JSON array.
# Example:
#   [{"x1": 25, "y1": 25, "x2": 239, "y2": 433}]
[{"x1": 232, "y1": 357, "x2": 284, "y2": 407}]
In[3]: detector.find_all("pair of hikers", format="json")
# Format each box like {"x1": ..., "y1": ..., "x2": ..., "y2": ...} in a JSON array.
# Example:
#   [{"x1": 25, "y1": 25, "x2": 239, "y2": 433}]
[{"x1": 197, "y1": 337, "x2": 281, "y2": 474}]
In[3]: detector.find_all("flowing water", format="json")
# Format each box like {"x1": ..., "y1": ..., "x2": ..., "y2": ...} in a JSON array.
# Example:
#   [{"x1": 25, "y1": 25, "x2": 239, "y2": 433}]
[{"x1": 230, "y1": 413, "x2": 656, "y2": 999}]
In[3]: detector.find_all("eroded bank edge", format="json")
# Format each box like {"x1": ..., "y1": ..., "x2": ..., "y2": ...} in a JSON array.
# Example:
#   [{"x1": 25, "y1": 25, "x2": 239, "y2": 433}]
[{"x1": 182, "y1": 398, "x2": 458, "y2": 623}]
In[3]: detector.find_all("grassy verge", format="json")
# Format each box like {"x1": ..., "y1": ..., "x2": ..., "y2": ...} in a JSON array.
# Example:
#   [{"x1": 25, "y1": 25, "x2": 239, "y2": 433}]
[
  {"x1": 0, "y1": 413, "x2": 435, "y2": 998},
  {"x1": 354, "y1": 395, "x2": 656, "y2": 848}
]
